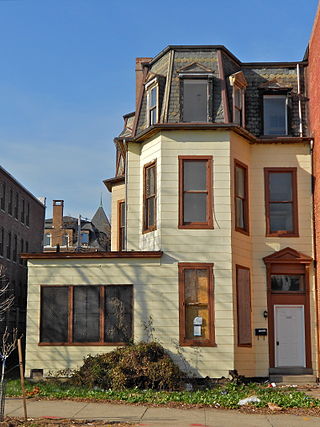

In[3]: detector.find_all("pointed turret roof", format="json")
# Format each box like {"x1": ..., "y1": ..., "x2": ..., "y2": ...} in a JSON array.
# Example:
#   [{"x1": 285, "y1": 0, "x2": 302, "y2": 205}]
[{"x1": 91, "y1": 203, "x2": 110, "y2": 234}]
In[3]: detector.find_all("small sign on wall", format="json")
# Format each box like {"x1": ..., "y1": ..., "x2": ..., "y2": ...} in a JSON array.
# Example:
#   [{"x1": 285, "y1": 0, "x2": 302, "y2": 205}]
[{"x1": 255, "y1": 328, "x2": 267, "y2": 336}]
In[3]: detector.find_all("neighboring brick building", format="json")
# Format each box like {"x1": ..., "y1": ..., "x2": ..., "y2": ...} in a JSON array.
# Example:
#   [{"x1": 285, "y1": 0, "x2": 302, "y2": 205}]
[
  {"x1": 44, "y1": 200, "x2": 110, "y2": 252},
  {"x1": 307, "y1": 3, "x2": 320, "y2": 380},
  {"x1": 0, "y1": 165, "x2": 45, "y2": 336}
]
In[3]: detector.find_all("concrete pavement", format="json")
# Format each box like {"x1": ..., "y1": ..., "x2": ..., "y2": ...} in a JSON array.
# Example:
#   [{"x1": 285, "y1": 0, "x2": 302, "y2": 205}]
[{"x1": 4, "y1": 397, "x2": 320, "y2": 426}]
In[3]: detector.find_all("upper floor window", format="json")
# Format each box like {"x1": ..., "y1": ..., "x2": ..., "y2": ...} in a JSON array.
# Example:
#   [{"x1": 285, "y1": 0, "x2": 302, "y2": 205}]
[
  {"x1": 182, "y1": 79, "x2": 208, "y2": 122},
  {"x1": 146, "y1": 84, "x2": 158, "y2": 126},
  {"x1": 80, "y1": 232, "x2": 89, "y2": 246},
  {"x1": 233, "y1": 86, "x2": 245, "y2": 126},
  {"x1": 263, "y1": 95, "x2": 288, "y2": 136},
  {"x1": 44, "y1": 233, "x2": 51, "y2": 247},
  {"x1": 21, "y1": 198, "x2": 25, "y2": 223},
  {"x1": 14, "y1": 192, "x2": 19, "y2": 219},
  {"x1": 7, "y1": 231, "x2": 11, "y2": 260},
  {"x1": 118, "y1": 201, "x2": 125, "y2": 251},
  {"x1": 143, "y1": 161, "x2": 156, "y2": 233},
  {"x1": 179, "y1": 156, "x2": 213, "y2": 229},
  {"x1": 264, "y1": 167, "x2": 298, "y2": 237},
  {"x1": 1, "y1": 182, "x2": 6, "y2": 211},
  {"x1": 26, "y1": 202, "x2": 30, "y2": 226},
  {"x1": 8, "y1": 188, "x2": 13, "y2": 215},
  {"x1": 234, "y1": 160, "x2": 249, "y2": 234},
  {"x1": 0, "y1": 227, "x2": 4, "y2": 257}
]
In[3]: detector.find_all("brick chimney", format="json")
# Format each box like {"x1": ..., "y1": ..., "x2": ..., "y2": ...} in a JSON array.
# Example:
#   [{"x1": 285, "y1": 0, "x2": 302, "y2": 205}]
[
  {"x1": 52, "y1": 200, "x2": 64, "y2": 230},
  {"x1": 135, "y1": 57, "x2": 152, "y2": 110}
]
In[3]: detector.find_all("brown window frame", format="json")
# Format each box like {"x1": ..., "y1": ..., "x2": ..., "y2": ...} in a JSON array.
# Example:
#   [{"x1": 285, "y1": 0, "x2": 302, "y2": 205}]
[
  {"x1": 143, "y1": 160, "x2": 157, "y2": 233},
  {"x1": 118, "y1": 200, "x2": 126, "y2": 251},
  {"x1": 236, "y1": 265, "x2": 252, "y2": 347},
  {"x1": 39, "y1": 285, "x2": 133, "y2": 346},
  {"x1": 264, "y1": 167, "x2": 298, "y2": 237},
  {"x1": 178, "y1": 263, "x2": 215, "y2": 347},
  {"x1": 178, "y1": 156, "x2": 213, "y2": 229},
  {"x1": 233, "y1": 85, "x2": 246, "y2": 127},
  {"x1": 234, "y1": 159, "x2": 249, "y2": 235}
]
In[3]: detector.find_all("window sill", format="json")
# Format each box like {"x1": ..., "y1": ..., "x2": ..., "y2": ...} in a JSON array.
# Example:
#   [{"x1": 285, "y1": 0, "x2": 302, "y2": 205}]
[
  {"x1": 142, "y1": 226, "x2": 157, "y2": 235},
  {"x1": 38, "y1": 342, "x2": 130, "y2": 346},
  {"x1": 179, "y1": 223, "x2": 214, "y2": 230},
  {"x1": 237, "y1": 343, "x2": 252, "y2": 348},
  {"x1": 180, "y1": 341, "x2": 217, "y2": 347},
  {"x1": 235, "y1": 227, "x2": 249, "y2": 236},
  {"x1": 266, "y1": 232, "x2": 299, "y2": 238}
]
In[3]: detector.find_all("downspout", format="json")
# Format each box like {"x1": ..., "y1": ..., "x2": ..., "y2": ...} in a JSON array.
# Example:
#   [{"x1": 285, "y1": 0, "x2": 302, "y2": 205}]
[{"x1": 297, "y1": 64, "x2": 303, "y2": 137}]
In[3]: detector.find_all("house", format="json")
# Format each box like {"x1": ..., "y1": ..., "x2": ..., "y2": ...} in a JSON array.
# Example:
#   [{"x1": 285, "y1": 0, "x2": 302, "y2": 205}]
[
  {"x1": 22, "y1": 45, "x2": 316, "y2": 380},
  {"x1": 43, "y1": 199, "x2": 111, "y2": 252},
  {"x1": 0, "y1": 165, "x2": 45, "y2": 338}
]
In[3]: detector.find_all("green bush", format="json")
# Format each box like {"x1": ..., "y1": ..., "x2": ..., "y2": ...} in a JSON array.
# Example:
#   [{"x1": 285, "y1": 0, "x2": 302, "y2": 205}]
[{"x1": 70, "y1": 342, "x2": 183, "y2": 391}]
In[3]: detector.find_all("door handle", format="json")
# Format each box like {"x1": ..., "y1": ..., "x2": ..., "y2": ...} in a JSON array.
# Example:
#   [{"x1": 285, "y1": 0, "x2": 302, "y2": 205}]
[{"x1": 276, "y1": 341, "x2": 279, "y2": 346}]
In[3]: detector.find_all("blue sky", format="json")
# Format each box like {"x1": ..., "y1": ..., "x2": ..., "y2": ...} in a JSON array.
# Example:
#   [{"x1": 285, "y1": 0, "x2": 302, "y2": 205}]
[{"x1": 0, "y1": 0, "x2": 318, "y2": 219}]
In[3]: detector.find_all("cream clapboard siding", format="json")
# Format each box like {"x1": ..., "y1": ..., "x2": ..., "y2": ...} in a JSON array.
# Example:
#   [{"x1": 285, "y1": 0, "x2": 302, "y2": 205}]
[
  {"x1": 110, "y1": 183, "x2": 125, "y2": 251},
  {"x1": 230, "y1": 133, "x2": 255, "y2": 376},
  {"x1": 250, "y1": 142, "x2": 316, "y2": 377}
]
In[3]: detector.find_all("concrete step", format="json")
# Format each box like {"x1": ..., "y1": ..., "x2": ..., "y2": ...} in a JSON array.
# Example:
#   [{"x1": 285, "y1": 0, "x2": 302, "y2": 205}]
[{"x1": 270, "y1": 374, "x2": 317, "y2": 384}]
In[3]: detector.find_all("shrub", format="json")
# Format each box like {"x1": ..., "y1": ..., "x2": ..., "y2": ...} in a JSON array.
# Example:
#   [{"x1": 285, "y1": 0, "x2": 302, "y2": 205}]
[{"x1": 70, "y1": 342, "x2": 183, "y2": 391}]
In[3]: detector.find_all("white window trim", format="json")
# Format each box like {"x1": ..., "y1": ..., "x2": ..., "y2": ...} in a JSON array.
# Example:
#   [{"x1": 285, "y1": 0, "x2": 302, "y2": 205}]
[
  {"x1": 146, "y1": 82, "x2": 159, "y2": 127},
  {"x1": 44, "y1": 233, "x2": 52, "y2": 247},
  {"x1": 263, "y1": 94, "x2": 288, "y2": 136}
]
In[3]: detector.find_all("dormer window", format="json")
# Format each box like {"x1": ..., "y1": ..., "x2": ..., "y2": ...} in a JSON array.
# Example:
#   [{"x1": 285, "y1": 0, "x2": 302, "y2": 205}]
[
  {"x1": 44, "y1": 233, "x2": 51, "y2": 247},
  {"x1": 178, "y1": 63, "x2": 214, "y2": 123},
  {"x1": 81, "y1": 232, "x2": 89, "y2": 245},
  {"x1": 146, "y1": 79, "x2": 158, "y2": 126},
  {"x1": 229, "y1": 71, "x2": 247, "y2": 127},
  {"x1": 263, "y1": 94, "x2": 288, "y2": 136}
]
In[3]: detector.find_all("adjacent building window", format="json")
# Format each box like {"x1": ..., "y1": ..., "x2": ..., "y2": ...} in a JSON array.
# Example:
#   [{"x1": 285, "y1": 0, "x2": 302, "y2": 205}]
[
  {"x1": 179, "y1": 263, "x2": 214, "y2": 346},
  {"x1": 264, "y1": 168, "x2": 298, "y2": 236},
  {"x1": 118, "y1": 201, "x2": 125, "y2": 251},
  {"x1": 234, "y1": 160, "x2": 249, "y2": 234},
  {"x1": 6, "y1": 232, "x2": 11, "y2": 260},
  {"x1": 182, "y1": 79, "x2": 208, "y2": 122},
  {"x1": 146, "y1": 84, "x2": 158, "y2": 126},
  {"x1": 1, "y1": 182, "x2": 6, "y2": 211},
  {"x1": 143, "y1": 161, "x2": 156, "y2": 233},
  {"x1": 8, "y1": 189, "x2": 13, "y2": 215},
  {"x1": 263, "y1": 95, "x2": 288, "y2": 136},
  {"x1": 62, "y1": 234, "x2": 69, "y2": 247},
  {"x1": 21, "y1": 199, "x2": 25, "y2": 223},
  {"x1": 80, "y1": 232, "x2": 89, "y2": 245},
  {"x1": 40, "y1": 285, "x2": 133, "y2": 345},
  {"x1": 236, "y1": 266, "x2": 252, "y2": 346},
  {"x1": 44, "y1": 234, "x2": 51, "y2": 247},
  {"x1": 14, "y1": 193, "x2": 19, "y2": 219},
  {"x1": 19, "y1": 238, "x2": 24, "y2": 264},
  {"x1": 179, "y1": 156, "x2": 213, "y2": 229},
  {"x1": 13, "y1": 234, "x2": 17, "y2": 262},
  {"x1": 26, "y1": 202, "x2": 30, "y2": 226},
  {"x1": 0, "y1": 227, "x2": 3, "y2": 257}
]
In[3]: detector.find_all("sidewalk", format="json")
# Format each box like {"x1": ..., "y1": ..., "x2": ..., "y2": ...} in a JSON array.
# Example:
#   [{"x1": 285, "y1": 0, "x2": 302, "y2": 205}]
[{"x1": 4, "y1": 397, "x2": 320, "y2": 426}]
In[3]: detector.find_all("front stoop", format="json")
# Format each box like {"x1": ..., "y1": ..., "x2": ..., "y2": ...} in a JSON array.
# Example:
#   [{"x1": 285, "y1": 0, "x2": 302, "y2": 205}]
[{"x1": 269, "y1": 374, "x2": 317, "y2": 384}]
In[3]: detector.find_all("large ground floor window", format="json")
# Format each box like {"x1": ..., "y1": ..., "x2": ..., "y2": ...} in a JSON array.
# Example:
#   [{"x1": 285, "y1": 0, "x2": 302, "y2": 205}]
[{"x1": 40, "y1": 285, "x2": 133, "y2": 345}]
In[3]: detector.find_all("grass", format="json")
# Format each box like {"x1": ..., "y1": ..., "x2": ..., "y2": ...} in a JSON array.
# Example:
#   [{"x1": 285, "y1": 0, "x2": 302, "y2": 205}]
[{"x1": 5, "y1": 380, "x2": 320, "y2": 409}]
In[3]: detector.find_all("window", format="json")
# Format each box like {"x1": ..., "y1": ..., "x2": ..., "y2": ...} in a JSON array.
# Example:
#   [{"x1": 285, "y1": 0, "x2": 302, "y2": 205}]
[
  {"x1": 6, "y1": 232, "x2": 11, "y2": 260},
  {"x1": 179, "y1": 156, "x2": 213, "y2": 229},
  {"x1": 8, "y1": 189, "x2": 13, "y2": 215},
  {"x1": 118, "y1": 201, "x2": 125, "y2": 251},
  {"x1": 234, "y1": 160, "x2": 249, "y2": 234},
  {"x1": 233, "y1": 85, "x2": 245, "y2": 126},
  {"x1": 263, "y1": 95, "x2": 288, "y2": 136},
  {"x1": 147, "y1": 84, "x2": 158, "y2": 126},
  {"x1": 179, "y1": 263, "x2": 214, "y2": 346},
  {"x1": 1, "y1": 182, "x2": 6, "y2": 211},
  {"x1": 13, "y1": 234, "x2": 17, "y2": 262},
  {"x1": 80, "y1": 232, "x2": 89, "y2": 245},
  {"x1": 271, "y1": 274, "x2": 304, "y2": 293},
  {"x1": 62, "y1": 234, "x2": 69, "y2": 247},
  {"x1": 44, "y1": 233, "x2": 51, "y2": 247},
  {"x1": 26, "y1": 202, "x2": 30, "y2": 226},
  {"x1": 40, "y1": 285, "x2": 133, "y2": 345},
  {"x1": 236, "y1": 266, "x2": 252, "y2": 346},
  {"x1": 21, "y1": 198, "x2": 25, "y2": 223},
  {"x1": 182, "y1": 79, "x2": 208, "y2": 122},
  {"x1": 264, "y1": 168, "x2": 298, "y2": 236},
  {"x1": 0, "y1": 227, "x2": 3, "y2": 257},
  {"x1": 14, "y1": 193, "x2": 19, "y2": 219},
  {"x1": 143, "y1": 161, "x2": 156, "y2": 233},
  {"x1": 19, "y1": 238, "x2": 24, "y2": 264}
]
